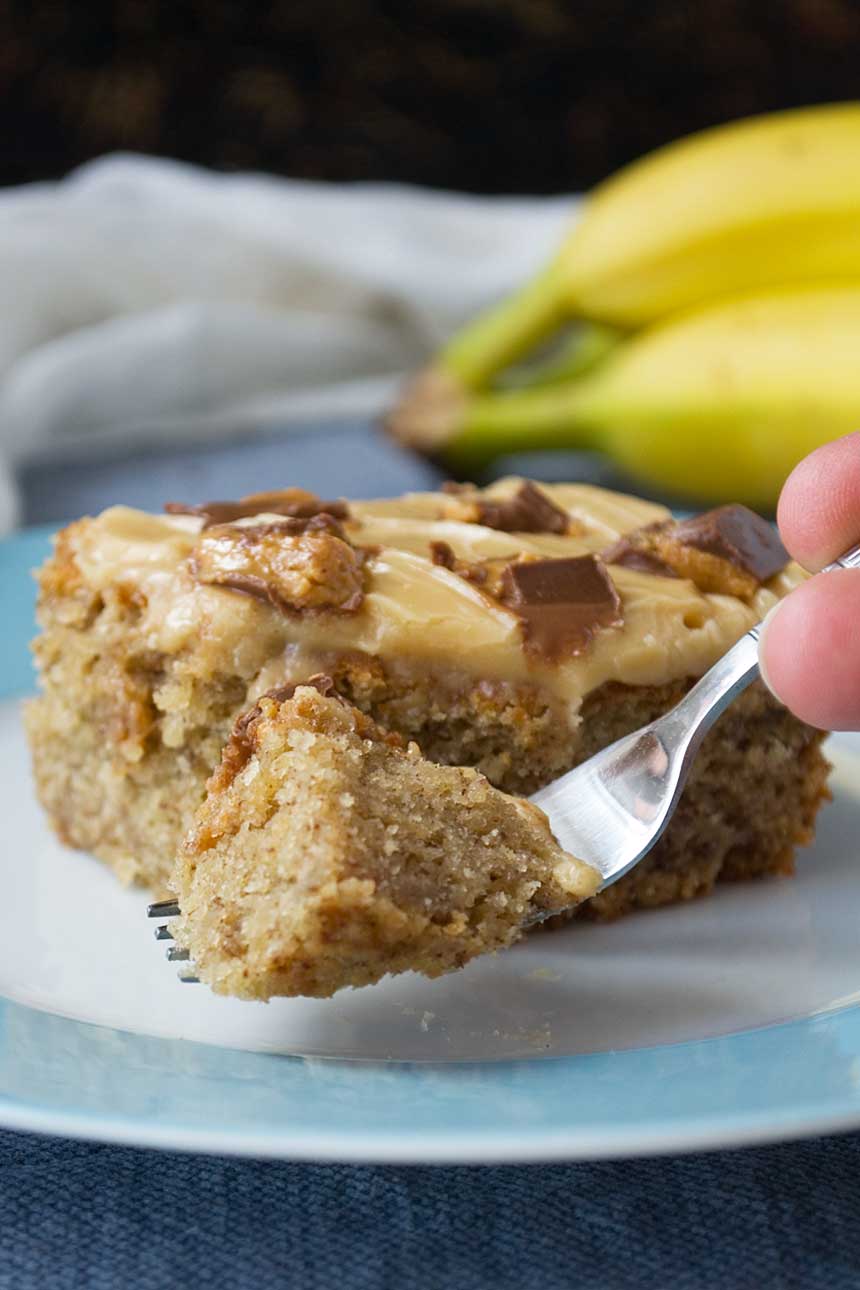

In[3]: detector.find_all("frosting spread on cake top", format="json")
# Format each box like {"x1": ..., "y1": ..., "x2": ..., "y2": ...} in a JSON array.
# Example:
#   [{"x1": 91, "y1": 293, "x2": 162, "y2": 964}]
[{"x1": 66, "y1": 478, "x2": 804, "y2": 718}]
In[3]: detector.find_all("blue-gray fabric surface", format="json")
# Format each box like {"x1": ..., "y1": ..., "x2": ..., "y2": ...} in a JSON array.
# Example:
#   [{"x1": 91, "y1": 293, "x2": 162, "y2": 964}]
[
  {"x1": 2, "y1": 1126, "x2": 860, "y2": 1290},
  {"x1": 6, "y1": 425, "x2": 857, "y2": 1289}
]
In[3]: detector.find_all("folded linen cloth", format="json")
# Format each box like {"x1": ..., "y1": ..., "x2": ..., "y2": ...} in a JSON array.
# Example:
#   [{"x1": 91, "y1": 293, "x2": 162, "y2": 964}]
[{"x1": 0, "y1": 154, "x2": 576, "y2": 530}]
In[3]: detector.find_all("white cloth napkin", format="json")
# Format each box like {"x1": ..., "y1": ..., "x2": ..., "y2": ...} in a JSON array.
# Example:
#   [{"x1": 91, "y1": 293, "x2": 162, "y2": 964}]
[{"x1": 0, "y1": 153, "x2": 577, "y2": 529}]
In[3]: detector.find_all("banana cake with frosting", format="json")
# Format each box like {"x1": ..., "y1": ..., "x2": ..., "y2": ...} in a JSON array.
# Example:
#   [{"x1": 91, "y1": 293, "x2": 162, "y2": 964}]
[{"x1": 26, "y1": 477, "x2": 831, "y2": 982}]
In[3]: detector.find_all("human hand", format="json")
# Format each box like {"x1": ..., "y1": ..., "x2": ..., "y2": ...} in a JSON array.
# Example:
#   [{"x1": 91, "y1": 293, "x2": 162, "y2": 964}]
[{"x1": 759, "y1": 432, "x2": 860, "y2": 730}]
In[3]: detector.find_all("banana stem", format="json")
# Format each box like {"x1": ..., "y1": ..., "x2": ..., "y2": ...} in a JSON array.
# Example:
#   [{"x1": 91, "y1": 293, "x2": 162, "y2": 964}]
[
  {"x1": 499, "y1": 322, "x2": 622, "y2": 390},
  {"x1": 441, "y1": 263, "x2": 569, "y2": 390},
  {"x1": 445, "y1": 379, "x2": 603, "y2": 469}
]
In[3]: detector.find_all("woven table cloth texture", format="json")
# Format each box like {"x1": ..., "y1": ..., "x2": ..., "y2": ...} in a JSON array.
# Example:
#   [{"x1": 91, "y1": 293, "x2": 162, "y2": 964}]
[{"x1": 2, "y1": 1126, "x2": 860, "y2": 1290}]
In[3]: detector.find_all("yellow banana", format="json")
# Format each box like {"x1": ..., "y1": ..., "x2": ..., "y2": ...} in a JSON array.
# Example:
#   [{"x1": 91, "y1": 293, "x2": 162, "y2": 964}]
[
  {"x1": 389, "y1": 102, "x2": 860, "y2": 450},
  {"x1": 442, "y1": 285, "x2": 860, "y2": 509}
]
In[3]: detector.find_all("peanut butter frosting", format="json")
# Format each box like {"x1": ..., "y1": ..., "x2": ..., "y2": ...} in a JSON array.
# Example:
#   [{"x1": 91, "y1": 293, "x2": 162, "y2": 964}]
[{"x1": 66, "y1": 478, "x2": 805, "y2": 721}]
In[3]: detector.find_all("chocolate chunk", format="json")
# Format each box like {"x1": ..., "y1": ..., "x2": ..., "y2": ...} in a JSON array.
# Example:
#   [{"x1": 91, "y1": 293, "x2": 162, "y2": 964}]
[
  {"x1": 500, "y1": 555, "x2": 623, "y2": 660},
  {"x1": 673, "y1": 505, "x2": 788, "y2": 583},
  {"x1": 191, "y1": 519, "x2": 365, "y2": 614},
  {"x1": 605, "y1": 546, "x2": 677, "y2": 577},
  {"x1": 166, "y1": 488, "x2": 350, "y2": 529},
  {"x1": 236, "y1": 675, "x2": 335, "y2": 743},
  {"x1": 428, "y1": 540, "x2": 493, "y2": 588},
  {"x1": 216, "y1": 675, "x2": 336, "y2": 789},
  {"x1": 430, "y1": 540, "x2": 457, "y2": 569},
  {"x1": 602, "y1": 506, "x2": 786, "y2": 598},
  {"x1": 602, "y1": 524, "x2": 678, "y2": 577},
  {"x1": 475, "y1": 482, "x2": 570, "y2": 534},
  {"x1": 232, "y1": 513, "x2": 347, "y2": 538}
]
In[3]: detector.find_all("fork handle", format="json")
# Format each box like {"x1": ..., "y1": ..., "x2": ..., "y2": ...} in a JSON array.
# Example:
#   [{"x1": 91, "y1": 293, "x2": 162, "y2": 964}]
[
  {"x1": 663, "y1": 540, "x2": 860, "y2": 748},
  {"x1": 822, "y1": 542, "x2": 860, "y2": 575}
]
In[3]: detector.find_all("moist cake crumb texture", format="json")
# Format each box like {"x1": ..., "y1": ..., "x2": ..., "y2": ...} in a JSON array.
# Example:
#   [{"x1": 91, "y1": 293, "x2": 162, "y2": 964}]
[
  {"x1": 24, "y1": 478, "x2": 831, "y2": 994},
  {"x1": 174, "y1": 684, "x2": 598, "y2": 999}
]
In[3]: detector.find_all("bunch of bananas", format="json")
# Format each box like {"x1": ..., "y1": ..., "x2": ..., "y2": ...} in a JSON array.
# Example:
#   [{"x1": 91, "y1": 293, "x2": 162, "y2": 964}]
[{"x1": 388, "y1": 103, "x2": 860, "y2": 507}]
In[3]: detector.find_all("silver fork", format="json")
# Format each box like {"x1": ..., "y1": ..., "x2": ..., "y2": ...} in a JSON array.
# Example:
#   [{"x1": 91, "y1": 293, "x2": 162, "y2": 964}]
[
  {"x1": 530, "y1": 543, "x2": 860, "y2": 902},
  {"x1": 146, "y1": 900, "x2": 200, "y2": 982},
  {"x1": 148, "y1": 542, "x2": 860, "y2": 968}
]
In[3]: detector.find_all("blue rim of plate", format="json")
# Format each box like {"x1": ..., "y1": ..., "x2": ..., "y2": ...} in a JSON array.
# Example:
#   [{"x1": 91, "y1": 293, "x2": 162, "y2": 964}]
[{"x1": 3, "y1": 525, "x2": 860, "y2": 1163}]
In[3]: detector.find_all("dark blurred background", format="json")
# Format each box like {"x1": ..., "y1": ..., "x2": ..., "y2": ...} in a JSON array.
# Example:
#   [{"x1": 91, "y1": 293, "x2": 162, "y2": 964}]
[
  {"x1": 4, "y1": 0, "x2": 860, "y2": 193},
  {"x1": 10, "y1": 0, "x2": 860, "y2": 523}
]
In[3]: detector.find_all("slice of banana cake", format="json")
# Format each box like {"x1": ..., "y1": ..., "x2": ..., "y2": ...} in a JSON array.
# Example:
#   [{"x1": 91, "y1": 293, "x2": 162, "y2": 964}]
[
  {"x1": 171, "y1": 681, "x2": 599, "y2": 999},
  {"x1": 26, "y1": 478, "x2": 830, "y2": 927}
]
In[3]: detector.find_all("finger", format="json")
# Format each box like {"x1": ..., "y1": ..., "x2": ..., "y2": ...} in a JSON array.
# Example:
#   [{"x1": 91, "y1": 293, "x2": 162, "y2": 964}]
[
  {"x1": 759, "y1": 568, "x2": 860, "y2": 730},
  {"x1": 777, "y1": 431, "x2": 860, "y2": 572}
]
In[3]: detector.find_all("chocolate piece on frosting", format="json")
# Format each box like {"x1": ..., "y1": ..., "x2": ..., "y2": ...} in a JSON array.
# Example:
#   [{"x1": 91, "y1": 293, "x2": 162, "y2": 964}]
[
  {"x1": 429, "y1": 539, "x2": 494, "y2": 588},
  {"x1": 441, "y1": 481, "x2": 575, "y2": 534},
  {"x1": 602, "y1": 524, "x2": 678, "y2": 578},
  {"x1": 166, "y1": 488, "x2": 350, "y2": 529},
  {"x1": 190, "y1": 518, "x2": 365, "y2": 614},
  {"x1": 606, "y1": 547, "x2": 677, "y2": 577},
  {"x1": 500, "y1": 555, "x2": 623, "y2": 661},
  {"x1": 602, "y1": 506, "x2": 787, "y2": 599},
  {"x1": 429, "y1": 540, "x2": 457, "y2": 569},
  {"x1": 673, "y1": 506, "x2": 788, "y2": 583},
  {"x1": 474, "y1": 483, "x2": 571, "y2": 535}
]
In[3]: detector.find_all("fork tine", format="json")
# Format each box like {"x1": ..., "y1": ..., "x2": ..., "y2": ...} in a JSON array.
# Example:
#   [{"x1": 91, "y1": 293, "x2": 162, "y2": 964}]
[
  {"x1": 146, "y1": 899, "x2": 198, "y2": 980},
  {"x1": 148, "y1": 899, "x2": 180, "y2": 919}
]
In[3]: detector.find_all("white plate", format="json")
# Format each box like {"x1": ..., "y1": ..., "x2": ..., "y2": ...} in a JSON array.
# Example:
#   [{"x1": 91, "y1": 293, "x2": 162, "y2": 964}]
[
  {"x1": 3, "y1": 527, "x2": 860, "y2": 1161},
  {"x1": 5, "y1": 701, "x2": 860, "y2": 1063}
]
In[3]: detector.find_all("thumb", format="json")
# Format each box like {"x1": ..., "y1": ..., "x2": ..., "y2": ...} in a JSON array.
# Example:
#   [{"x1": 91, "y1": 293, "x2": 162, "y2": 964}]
[{"x1": 758, "y1": 568, "x2": 860, "y2": 731}]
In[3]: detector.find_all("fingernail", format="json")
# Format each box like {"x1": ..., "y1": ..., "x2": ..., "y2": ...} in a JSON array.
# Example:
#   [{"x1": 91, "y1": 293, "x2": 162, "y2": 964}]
[{"x1": 756, "y1": 602, "x2": 783, "y2": 700}]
